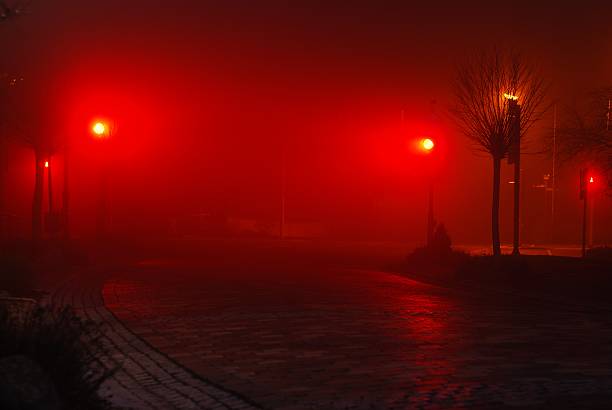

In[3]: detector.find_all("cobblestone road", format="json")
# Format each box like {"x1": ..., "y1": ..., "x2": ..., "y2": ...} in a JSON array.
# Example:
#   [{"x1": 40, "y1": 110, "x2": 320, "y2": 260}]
[{"x1": 103, "y1": 258, "x2": 612, "y2": 409}]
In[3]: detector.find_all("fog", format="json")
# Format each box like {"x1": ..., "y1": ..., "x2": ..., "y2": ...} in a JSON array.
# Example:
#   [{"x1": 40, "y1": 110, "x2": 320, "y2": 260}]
[{"x1": 1, "y1": 1, "x2": 610, "y2": 244}]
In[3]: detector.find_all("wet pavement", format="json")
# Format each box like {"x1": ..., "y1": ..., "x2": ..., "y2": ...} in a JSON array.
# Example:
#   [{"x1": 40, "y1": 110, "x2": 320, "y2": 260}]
[{"x1": 102, "y1": 256, "x2": 612, "y2": 409}]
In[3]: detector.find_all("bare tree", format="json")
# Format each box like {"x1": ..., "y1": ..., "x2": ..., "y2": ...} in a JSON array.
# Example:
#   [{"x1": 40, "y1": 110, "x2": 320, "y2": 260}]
[
  {"x1": 1, "y1": 1, "x2": 30, "y2": 237},
  {"x1": 555, "y1": 86, "x2": 612, "y2": 190},
  {"x1": 451, "y1": 50, "x2": 548, "y2": 255},
  {"x1": 4, "y1": 75, "x2": 59, "y2": 241}
]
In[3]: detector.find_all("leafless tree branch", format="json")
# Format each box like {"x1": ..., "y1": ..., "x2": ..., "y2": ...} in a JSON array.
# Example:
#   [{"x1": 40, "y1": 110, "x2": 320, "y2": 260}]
[
  {"x1": 553, "y1": 86, "x2": 612, "y2": 188},
  {"x1": 451, "y1": 50, "x2": 549, "y2": 159}
]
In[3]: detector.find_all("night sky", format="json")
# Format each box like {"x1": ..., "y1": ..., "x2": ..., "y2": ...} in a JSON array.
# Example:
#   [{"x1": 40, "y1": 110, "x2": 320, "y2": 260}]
[{"x1": 1, "y1": 1, "x2": 610, "y2": 243}]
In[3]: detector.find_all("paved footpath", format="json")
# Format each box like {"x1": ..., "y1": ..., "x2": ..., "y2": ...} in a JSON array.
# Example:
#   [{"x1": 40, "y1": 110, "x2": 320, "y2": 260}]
[
  {"x1": 99, "y1": 258, "x2": 612, "y2": 409},
  {"x1": 46, "y1": 269, "x2": 260, "y2": 410}
]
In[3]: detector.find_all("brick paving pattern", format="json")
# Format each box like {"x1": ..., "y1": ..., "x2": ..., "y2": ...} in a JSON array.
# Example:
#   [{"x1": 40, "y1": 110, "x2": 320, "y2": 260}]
[
  {"x1": 102, "y1": 260, "x2": 612, "y2": 409},
  {"x1": 47, "y1": 271, "x2": 260, "y2": 410}
]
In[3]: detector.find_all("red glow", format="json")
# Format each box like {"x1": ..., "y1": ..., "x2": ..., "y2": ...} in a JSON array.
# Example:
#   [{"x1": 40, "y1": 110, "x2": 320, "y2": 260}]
[
  {"x1": 44, "y1": 161, "x2": 49, "y2": 168},
  {"x1": 589, "y1": 176, "x2": 594, "y2": 183}
]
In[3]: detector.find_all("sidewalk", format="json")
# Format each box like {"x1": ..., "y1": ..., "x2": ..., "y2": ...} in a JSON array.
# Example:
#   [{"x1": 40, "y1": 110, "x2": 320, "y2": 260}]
[{"x1": 45, "y1": 271, "x2": 260, "y2": 410}]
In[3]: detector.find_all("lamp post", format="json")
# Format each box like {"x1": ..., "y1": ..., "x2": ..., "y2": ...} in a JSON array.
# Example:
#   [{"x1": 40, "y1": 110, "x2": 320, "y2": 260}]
[
  {"x1": 92, "y1": 121, "x2": 111, "y2": 239},
  {"x1": 44, "y1": 160, "x2": 53, "y2": 215},
  {"x1": 580, "y1": 170, "x2": 597, "y2": 257},
  {"x1": 420, "y1": 138, "x2": 436, "y2": 246},
  {"x1": 505, "y1": 93, "x2": 521, "y2": 255}
]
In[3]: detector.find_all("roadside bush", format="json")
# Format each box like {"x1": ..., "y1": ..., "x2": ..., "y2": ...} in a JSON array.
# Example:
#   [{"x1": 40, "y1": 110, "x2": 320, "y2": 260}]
[
  {"x1": 0, "y1": 302, "x2": 115, "y2": 409},
  {"x1": 406, "y1": 224, "x2": 469, "y2": 272}
]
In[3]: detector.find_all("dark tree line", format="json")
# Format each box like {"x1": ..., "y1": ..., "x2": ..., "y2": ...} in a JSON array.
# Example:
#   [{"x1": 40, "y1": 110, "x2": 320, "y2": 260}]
[
  {"x1": 555, "y1": 86, "x2": 612, "y2": 191},
  {"x1": 1, "y1": 0, "x2": 60, "y2": 241}
]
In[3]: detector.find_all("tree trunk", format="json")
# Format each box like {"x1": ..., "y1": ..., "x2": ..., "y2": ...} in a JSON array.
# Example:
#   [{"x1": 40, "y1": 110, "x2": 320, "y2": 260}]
[
  {"x1": 32, "y1": 150, "x2": 44, "y2": 242},
  {"x1": 491, "y1": 156, "x2": 501, "y2": 256}
]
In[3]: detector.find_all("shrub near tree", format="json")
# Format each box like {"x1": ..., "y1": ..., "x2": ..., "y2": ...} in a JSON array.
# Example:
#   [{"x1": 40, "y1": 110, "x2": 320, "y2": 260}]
[
  {"x1": 0, "y1": 303, "x2": 115, "y2": 410},
  {"x1": 406, "y1": 223, "x2": 469, "y2": 276}
]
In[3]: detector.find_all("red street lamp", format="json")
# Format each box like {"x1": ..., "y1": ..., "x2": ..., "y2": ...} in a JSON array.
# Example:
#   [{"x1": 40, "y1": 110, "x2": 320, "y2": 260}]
[
  {"x1": 420, "y1": 138, "x2": 434, "y2": 151},
  {"x1": 417, "y1": 136, "x2": 436, "y2": 246},
  {"x1": 90, "y1": 120, "x2": 113, "y2": 238},
  {"x1": 92, "y1": 121, "x2": 107, "y2": 138}
]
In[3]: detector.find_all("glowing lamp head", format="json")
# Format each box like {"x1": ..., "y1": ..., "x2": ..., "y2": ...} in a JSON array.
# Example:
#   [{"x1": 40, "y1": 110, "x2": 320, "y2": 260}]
[
  {"x1": 421, "y1": 138, "x2": 435, "y2": 151},
  {"x1": 589, "y1": 176, "x2": 594, "y2": 183},
  {"x1": 44, "y1": 161, "x2": 49, "y2": 168},
  {"x1": 92, "y1": 122, "x2": 106, "y2": 136},
  {"x1": 503, "y1": 93, "x2": 519, "y2": 101}
]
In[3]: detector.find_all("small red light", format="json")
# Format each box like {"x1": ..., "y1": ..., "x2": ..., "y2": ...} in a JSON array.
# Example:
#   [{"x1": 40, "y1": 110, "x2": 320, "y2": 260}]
[
  {"x1": 589, "y1": 176, "x2": 594, "y2": 183},
  {"x1": 44, "y1": 161, "x2": 49, "y2": 168}
]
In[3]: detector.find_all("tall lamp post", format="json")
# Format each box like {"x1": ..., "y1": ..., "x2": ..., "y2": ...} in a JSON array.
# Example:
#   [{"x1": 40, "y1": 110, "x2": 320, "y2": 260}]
[
  {"x1": 92, "y1": 121, "x2": 111, "y2": 239},
  {"x1": 580, "y1": 169, "x2": 596, "y2": 257},
  {"x1": 420, "y1": 137, "x2": 436, "y2": 246},
  {"x1": 505, "y1": 93, "x2": 521, "y2": 255}
]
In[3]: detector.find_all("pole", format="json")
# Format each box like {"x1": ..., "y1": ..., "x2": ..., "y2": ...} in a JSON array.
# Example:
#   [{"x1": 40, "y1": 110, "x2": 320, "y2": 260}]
[
  {"x1": 97, "y1": 145, "x2": 109, "y2": 239},
  {"x1": 427, "y1": 179, "x2": 434, "y2": 246},
  {"x1": 582, "y1": 187, "x2": 588, "y2": 257},
  {"x1": 551, "y1": 105, "x2": 556, "y2": 242},
  {"x1": 607, "y1": 98, "x2": 610, "y2": 132},
  {"x1": 47, "y1": 160, "x2": 53, "y2": 214},
  {"x1": 511, "y1": 101, "x2": 521, "y2": 255},
  {"x1": 280, "y1": 143, "x2": 285, "y2": 239},
  {"x1": 32, "y1": 151, "x2": 44, "y2": 242},
  {"x1": 512, "y1": 150, "x2": 521, "y2": 255},
  {"x1": 63, "y1": 141, "x2": 70, "y2": 240},
  {"x1": 589, "y1": 194, "x2": 594, "y2": 247}
]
